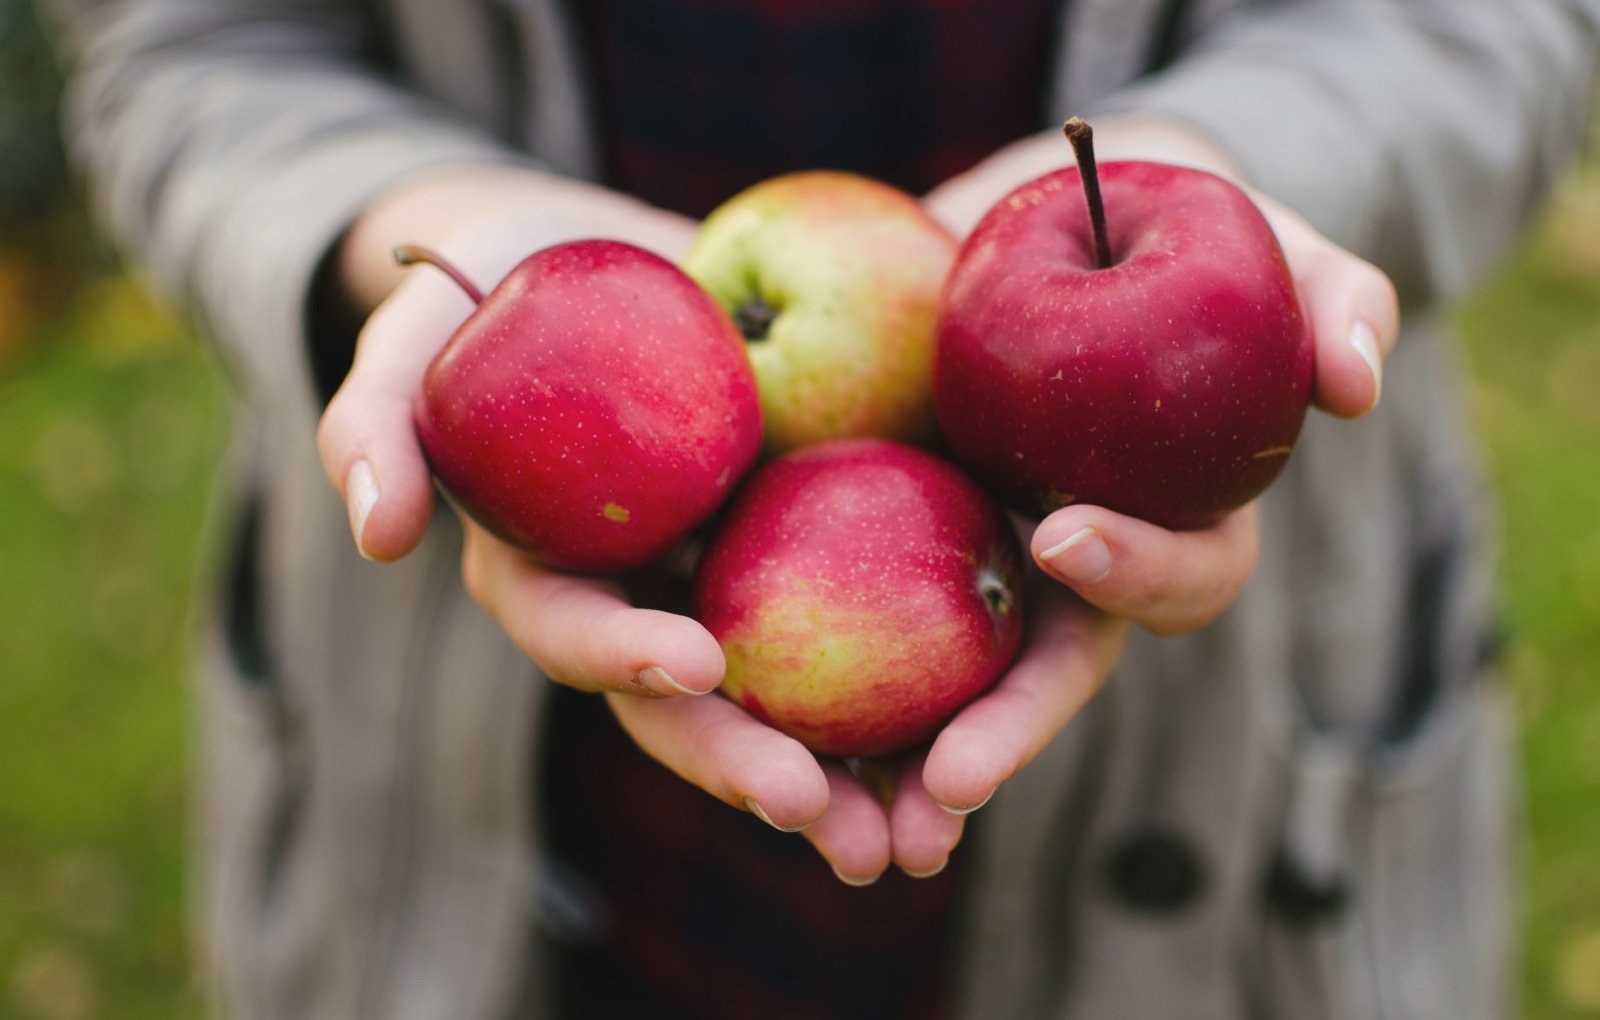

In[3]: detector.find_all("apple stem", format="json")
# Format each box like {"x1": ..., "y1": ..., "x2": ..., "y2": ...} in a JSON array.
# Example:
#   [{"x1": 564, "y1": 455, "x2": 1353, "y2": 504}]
[
  {"x1": 393, "y1": 244, "x2": 486, "y2": 304},
  {"x1": 1064, "y1": 118, "x2": 1114, "y2": 270}
]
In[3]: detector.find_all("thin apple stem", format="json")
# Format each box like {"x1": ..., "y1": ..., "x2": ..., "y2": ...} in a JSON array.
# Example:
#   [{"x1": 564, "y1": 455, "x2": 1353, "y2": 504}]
[
  {"x1": 394, "y1": 244, "x2": 486, "y2": 304},
  {"x1": 1064, "y1": 118, "x2": 1113, "y2": 270}
]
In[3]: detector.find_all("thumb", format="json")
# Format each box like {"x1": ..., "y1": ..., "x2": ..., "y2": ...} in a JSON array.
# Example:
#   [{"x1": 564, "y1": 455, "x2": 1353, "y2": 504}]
[{"x1": 316, "y1": 263, "x2": 479, "y2": 560}]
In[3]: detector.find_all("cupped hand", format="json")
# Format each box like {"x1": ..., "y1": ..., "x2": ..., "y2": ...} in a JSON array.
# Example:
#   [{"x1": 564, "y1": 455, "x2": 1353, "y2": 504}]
[
  {"x1": 870, "y1": 113, "x2": 1404, "y2": 876},
  {"x1": 313, "y1": 169, "x2": 840, "y2": 857},
  {"x1": 316, "y1": 168, "x2": 739, "y2": 700}
]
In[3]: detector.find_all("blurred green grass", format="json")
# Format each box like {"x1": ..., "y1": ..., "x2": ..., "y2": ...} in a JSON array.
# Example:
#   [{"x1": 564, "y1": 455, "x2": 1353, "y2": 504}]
[
  {"x1": 1460, "y1": 163, "x2": 1600, "y2": 1019},
  {"x1": 1, "y1": 271, "x2": 224, "y2": 1020}
]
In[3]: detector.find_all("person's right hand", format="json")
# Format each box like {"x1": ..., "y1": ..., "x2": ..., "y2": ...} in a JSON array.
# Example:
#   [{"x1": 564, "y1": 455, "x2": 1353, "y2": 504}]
[
  {"x1": 313, "y1": 167, "x2": 833, "y2": 839},
  {"x1": 317, "y1": 167, "x2": 734, "y2": 684}
]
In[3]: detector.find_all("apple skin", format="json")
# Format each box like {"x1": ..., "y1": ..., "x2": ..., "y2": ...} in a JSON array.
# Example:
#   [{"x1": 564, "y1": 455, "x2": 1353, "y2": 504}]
[
  {"x1": 934, "y1": 161, "x2": 1314, "y2": 530},
  {"x1": 692, "y1": 438, "x2": 1024, "y2": 759},
  {"x1": 682, "y1": 171, "x2": 958, "y2": 456},
  {"x1": 414, "y1": 240, "x2": 762, "y2": 573}
]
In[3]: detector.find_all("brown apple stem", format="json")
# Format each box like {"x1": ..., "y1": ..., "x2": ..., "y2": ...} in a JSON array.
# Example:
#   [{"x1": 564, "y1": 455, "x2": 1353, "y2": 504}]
[
  {"x1": 1064, "y1": 118, "x2": 1113, "y2": 270},
  {"x1": 393, "y1": 244, "x2": 486, "y2": 304}
]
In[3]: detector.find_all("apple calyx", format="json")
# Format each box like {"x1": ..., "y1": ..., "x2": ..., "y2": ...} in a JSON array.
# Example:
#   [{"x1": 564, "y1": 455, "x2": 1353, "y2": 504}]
[
  {"x1": 394, "y1": 244, "x2": 486, "y2": 304},
  {"x1": 1063, "y1": 117, "x2": 1114, "y2": 270},
  {"x1": 977, "y1": 567, "x2": 1016, "y2": 622},
  {"x1": 734, "y1": 295, "x2": 779, "y2": 342}
]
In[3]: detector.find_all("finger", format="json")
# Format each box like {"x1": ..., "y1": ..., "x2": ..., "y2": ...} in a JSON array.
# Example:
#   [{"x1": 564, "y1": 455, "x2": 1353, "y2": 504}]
[
  {"x1": 888, "y1": 754, "x2": 966, "y2": 878},
  {"x1": 1030, "y1": 503, "x2": 1259, "y2": 635},
  {"x1": 800, "y1": 762, "x2": 893, "y2": 886},
  {"x1": 922, "y1": 589, "x2": 1128, "y2": 813},
  {"x1": 1260, "y1": 201, "x2": 1399, "y2": 419},
  {"x1": 316, "y1": 271, "x2": 477, "y2": 561},
  {"x1": 462, "y1": 523, "x2": 725, "y2": 696},
  {"x1": 606, "y1": 691, "x2": 830, "y2": 832}
]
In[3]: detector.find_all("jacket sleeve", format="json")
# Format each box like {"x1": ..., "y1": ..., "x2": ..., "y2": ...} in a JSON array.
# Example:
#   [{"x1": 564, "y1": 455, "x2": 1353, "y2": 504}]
[
  {"x1": 46, "y1": 0, "x2": 532, "y2": 408},
  {"x1": 1094, "y1": 0, "x2": 1600, "y2": 304}
]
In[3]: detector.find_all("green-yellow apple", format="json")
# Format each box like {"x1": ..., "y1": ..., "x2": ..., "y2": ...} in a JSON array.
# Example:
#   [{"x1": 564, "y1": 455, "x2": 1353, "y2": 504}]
[
  {"x1": 692, "y1": 438, "x2": 1024, "y2": 758},
  {"x1": 407, "y1": 239, "x2": 762, "y2": 573},
  {"x1": 682, "y1": 171, "x2": 958, "y2": 456}
]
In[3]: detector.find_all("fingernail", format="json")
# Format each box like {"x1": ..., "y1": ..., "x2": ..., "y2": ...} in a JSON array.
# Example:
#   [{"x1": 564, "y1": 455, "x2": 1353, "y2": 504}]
[
  {"x1": 636, "y1": 666, "x2": 706, "y2": 697},
  {"x1": 1039, "y1": 527, "x2": 1111, "y2": 584},
  {"x1": 744, "y1": 797, "x2": 809, "y2": 833},
  {"x1": 902, "y1": 858, "x2": 949, "y2": 879},
  {"x1": 1350, "y1": 321, "x2": 1383, "y2": 408},
  {"x1": 831, "y1": 864, "x2": 882, "y2": 888},
  {"x1": 937, "y1": 787, "x2": 996, "y2": 816},
  {"x1": 347, "y1": 459, "x2": 379, "y2": 559}
]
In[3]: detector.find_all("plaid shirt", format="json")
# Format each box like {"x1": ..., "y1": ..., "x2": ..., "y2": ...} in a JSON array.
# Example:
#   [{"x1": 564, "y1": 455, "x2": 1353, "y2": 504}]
[
  {"x1": 573, "y1": 0, "x2": 1062, "y2": 218},
  {"x1": 545, "y1": 688, "x2": 962, "y2": 1020},
  {"x1": 548, "y1": 2, "x2": 1060, "y2": 1016}
]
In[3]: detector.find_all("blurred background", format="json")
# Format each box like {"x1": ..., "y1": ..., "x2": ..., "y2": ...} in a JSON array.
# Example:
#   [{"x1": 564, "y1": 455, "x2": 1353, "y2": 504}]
[{"x1": 1, "y1": 2, "x2": 1597, "y2": 1018}]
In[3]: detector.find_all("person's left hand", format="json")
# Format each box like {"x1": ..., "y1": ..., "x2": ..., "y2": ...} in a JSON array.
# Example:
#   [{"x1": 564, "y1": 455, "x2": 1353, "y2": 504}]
[{"x1": 826, "y1": 113, "x2": 1398, "y2": 879}]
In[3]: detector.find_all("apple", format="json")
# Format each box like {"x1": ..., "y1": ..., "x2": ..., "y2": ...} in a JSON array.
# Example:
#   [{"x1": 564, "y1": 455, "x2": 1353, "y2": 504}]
[
  {"x1": 933, "y1": 119, "x2": 1314, "y2": 529},
  {"x1": 405, "y1": 239, "x2": 762, "y2": 573},
  {"x1": 682, "y1": 171, "x2": 958, "y2": 456},
  {"x1": 692, "y1": 438, "x2": 1024, "y2": 758}
]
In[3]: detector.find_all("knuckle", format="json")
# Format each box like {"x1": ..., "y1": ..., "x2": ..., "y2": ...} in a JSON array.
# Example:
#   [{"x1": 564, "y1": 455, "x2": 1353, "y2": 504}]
[
  {"x1": 1354, "y1": 259, "x2": 1396, "y2": 305},
  {"x1": 315, "y1": 398, "x2": 349, "y2": 464}
]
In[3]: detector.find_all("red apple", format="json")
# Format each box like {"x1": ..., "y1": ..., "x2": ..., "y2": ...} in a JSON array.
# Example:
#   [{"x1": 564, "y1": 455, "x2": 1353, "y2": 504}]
[
  {"x1": 682, "y1": 172, "x2": 958, "y2": 455},
  {"x1": 692, "y1": 438, "x2": 1024, "y2": 758},
  {"x1": 934, "y1": 119, "x2": 1314, "y2": 529},
  {"x1": 408, "y1": 240, "x2": 762, "y2": 573}
]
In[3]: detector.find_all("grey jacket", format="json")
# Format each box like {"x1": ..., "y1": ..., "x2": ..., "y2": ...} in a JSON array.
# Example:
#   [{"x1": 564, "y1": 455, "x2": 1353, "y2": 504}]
[{"x1": 48, "y1": 0, "x2": 1600, "y2": 1017}]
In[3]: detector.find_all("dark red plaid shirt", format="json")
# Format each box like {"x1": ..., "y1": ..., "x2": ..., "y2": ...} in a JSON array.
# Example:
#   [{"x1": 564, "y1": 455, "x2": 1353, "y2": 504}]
[
  {"x1": 573, "y1": 0, "x2": 1062, "y2": 218},
  {"x1": 545, "y1": 3, "x2": 1061, "y2": 1017}
]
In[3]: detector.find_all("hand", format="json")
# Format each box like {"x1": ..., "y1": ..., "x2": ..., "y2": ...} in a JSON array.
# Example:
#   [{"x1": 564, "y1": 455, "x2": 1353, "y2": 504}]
[
  {"x1": 317, "y1": 168, "x2": 732, "y2": 695},
  {"x1": 312, "y1": 170, "x2": 837, "y2": 858},
  {"x1": 862, "y1": 114, "x2": 1405, "y2": 879}
]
